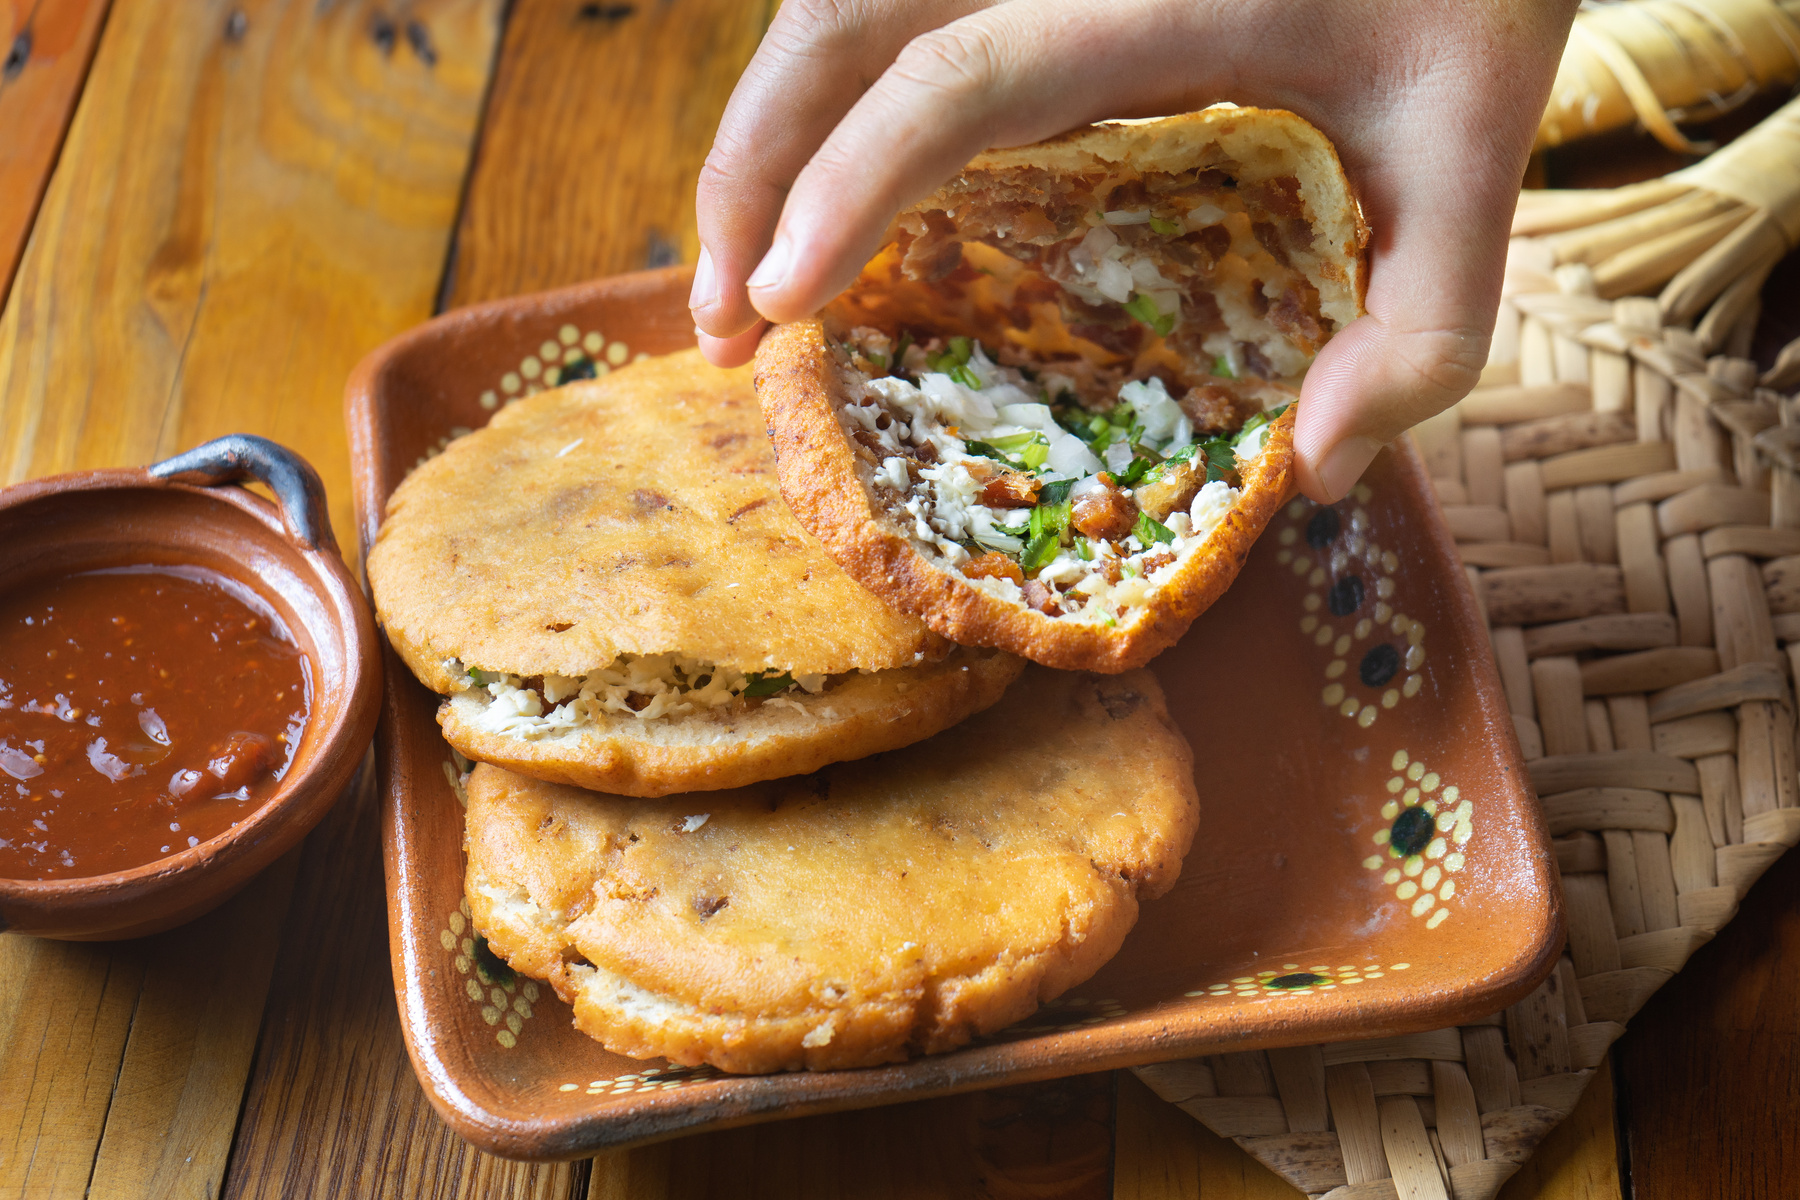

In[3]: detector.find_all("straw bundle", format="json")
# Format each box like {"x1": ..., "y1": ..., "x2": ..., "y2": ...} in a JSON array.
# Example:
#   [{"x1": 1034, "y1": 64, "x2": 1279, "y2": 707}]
[
  {"x1": 1511, "y1": 95, "x2": 1800, "y2": 344},
  {"x1": 1537, "y1": 0, "x2": 1800, "y2": 154}
]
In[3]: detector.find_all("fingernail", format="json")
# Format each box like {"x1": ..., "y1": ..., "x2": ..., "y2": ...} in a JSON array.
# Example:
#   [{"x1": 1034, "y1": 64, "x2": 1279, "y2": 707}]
[
  {"x1": 688, "y1": 246, "x2": 717, "y2": 312},
  {"x1": 746, "y1": 236, "x2": 792, "y2": 293},
  {"x1": 1316, "y1": 436, "x2": 1383, "y2": 502}
]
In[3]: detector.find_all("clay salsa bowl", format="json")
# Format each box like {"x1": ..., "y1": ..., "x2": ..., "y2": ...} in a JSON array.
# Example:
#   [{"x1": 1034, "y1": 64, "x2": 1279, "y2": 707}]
[{"x1": 0, "y1": 435, "x2": 381, "y2": 939}]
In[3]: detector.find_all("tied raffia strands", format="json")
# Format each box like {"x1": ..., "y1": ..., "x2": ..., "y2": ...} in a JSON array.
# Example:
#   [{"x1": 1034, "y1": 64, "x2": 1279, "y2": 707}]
[
  {"x1": 1510, "y1": 95, "x2": 1800, "y2": 334},
  {"x1": 1537, "y1": 0, "x2": 1800, "y2": 154},
  {"x1": 1135, "y1": 312, "x2": 1800, "y2": 1200}
]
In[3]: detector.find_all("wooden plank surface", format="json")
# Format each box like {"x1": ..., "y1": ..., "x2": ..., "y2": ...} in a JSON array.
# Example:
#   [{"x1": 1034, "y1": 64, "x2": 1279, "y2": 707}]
[
  {"x1": 0, "y1": 0, "x2": 113, "y2": 300},
  {"x1": 1619, "y1": 839, "x2": 1800, "y2": 1197},
  {"x1": 0, "y1": 0, "x2": 500, "y2": 550},
  {"x1": 443, "y1": 0, "x2": 775, "y2": 305}
]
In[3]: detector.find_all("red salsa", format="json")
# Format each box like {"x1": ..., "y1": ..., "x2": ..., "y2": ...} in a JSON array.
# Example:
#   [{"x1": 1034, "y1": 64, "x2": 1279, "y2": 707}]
[{"x1": 0, "y1": 565, "x2": 310, "y2": 879}]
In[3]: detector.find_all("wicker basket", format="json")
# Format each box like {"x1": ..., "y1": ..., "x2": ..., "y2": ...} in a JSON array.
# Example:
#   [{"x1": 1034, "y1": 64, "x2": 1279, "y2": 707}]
[{"x1": 1134, "y1": 289, "x2": 1800, "y2": 1200}]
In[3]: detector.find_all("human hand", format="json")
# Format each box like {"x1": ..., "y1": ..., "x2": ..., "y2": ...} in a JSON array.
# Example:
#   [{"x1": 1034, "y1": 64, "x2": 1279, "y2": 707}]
[{"x1": 690, "y1": 0, "x2": 1577, "y2": 501}]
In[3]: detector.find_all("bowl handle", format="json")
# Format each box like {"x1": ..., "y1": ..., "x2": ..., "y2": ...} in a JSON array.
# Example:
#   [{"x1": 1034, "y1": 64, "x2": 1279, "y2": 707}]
[{"x1": 149, "y1": 434, "x2": 336, "y2": 553}]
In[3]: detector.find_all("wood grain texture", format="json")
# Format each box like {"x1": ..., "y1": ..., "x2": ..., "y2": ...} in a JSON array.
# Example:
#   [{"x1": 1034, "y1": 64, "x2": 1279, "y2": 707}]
[
  {"x1": 1496, "y1": 1059, "x2": 1623, "y2": 1200},
  {"x1": 84, "y1": 850, "x2": 302, "y2": 1200},
  {"x1": 1618, "y1": 841, "x2": 1800, "y2": 1197},
  {"x1": 0, "y1": 0, "x2": 112, "y2": 301},
  {"x1": 222, "y1": 766, "x2": 587, "y2": 1200},
  {"x1": 443, "y1": 0, "x2": 772, "y2": 305},
  {"x1": 0, "y1": 0, "x2": 501, "y2": 549},
  {"x1": 589, "y1": 1073, "x2": 1112, "y2": 1200},
  {"x1": 0, "y1": 935, "x2": 145, "y2": 1199}
]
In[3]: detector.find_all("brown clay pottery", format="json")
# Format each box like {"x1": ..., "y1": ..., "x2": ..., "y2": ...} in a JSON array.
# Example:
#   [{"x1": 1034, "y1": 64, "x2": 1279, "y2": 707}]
[
  {"x1": 0, "y1": 435, "x2": 381, "y2": 939},
  {"x1": 347, "y1": 267, "x2": 1562, "y2": 1159}
]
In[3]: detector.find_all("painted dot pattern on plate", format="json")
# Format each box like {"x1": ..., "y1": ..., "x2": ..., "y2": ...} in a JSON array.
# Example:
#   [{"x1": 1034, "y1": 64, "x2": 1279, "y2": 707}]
[
  {"x1": 1363, "y1": 748, "x2": 1472, "y2": 929},
  {"x1": 1185, "y1": 962, "x2": 1413, "y2": 998},
  {"x1": 1275, "y1": 488, "x2": 1426, "y2": 730},
  {"x1": 440, "y1": 897, "x2": 540, "y2": 1049},
  {"x1": 422, "y1": 327, "x2": 651, "y2": 468},
  {"x1": 558, "y1": 1062, "x2": 722, "y2": 1097}
]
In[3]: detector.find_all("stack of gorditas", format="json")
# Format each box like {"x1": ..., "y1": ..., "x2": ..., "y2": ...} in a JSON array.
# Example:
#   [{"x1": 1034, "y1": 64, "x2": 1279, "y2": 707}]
[{"x1": 366, "y1": 106, "x2": 1368, "y2": 1073}]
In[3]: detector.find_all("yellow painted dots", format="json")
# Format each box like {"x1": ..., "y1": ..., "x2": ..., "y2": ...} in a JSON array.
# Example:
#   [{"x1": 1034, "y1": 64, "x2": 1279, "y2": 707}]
[
  {"x1": 1340, "y1": 697, "x2": 1361, "y2": 718},
  {"x1": 1381, "y1": 801, "x2": 1399, "y2": 820},
  {"x1": 1327, "y1": 660, "x2": 1347, "y2": 679},
  {"x1": 1287, "y1": 500, "x2": 1307, "y2": 520},
  {"x1": 606, "y1": 341, "x2": 630, "y2": 365},
  {"x1": 1323, "y1": 683, "x2": 1345, "y2": 706},
  {"x1": 1426, "y1": 908, "x2": 1450, "y2": 928},
  {"x1": 1363, "y1": 855, "x2": 1383, "y2": 870},
  {"x1": 1411, "y1": 893, "x2": 1435, "y2": 917},
  {"x1": 1445, "y1": 852, "x2": 1465, "y2": 872},
  {"x1": 1301, "y1": 615, "x2": 1319, "y2": 633},
  {"x1": 1376, "y1": 577, "x2": 1396, "y2": 599},
  {"x1": 1403, "y1": 674, "x2": 1423, "y2": 697},
  {"x1": 501, "y1": 372, "x2": 521, "y2": 394},
  {"x1": 1278, "y1": 549, "x2": 1293, "y2": 565},
  {"x1": 1383, "y1": 551, "x2": 1399, "y2": 571},
  {"x1": 583, "y1": 331, "x2": 604, "y2": 354},
  {"x1": 1406, "y1": 643, "x2": 1427, "y2": 670},
  {"x1": 1384, "y1": 868, "x2": 1401, "y2": 885},
  {"x1": 1421, "y1": 772, "x2": 1440, "y2": 792},
  {"x1": 1315, "y1": 625, "x2": 1335, "y2": 646},
  {"x1": 539, "y1": 339, "x2": 561, "y2": 360},
  {"x1": 1407, "y1": 761, "x2": 1424, "y2": 781},
  {"x1": 1442, "y1": 786, "x2": 1459, "y2": 803},
  {"x1": 1355, "y1": 618, "x2": 1372, "y2": 639},
  {"x1": 1375, "y1": 601, "x2": 1393, "y2": 622},
  {"x1": 1387, "y1": 776, "x2": 1404, "y2": 794},
  {"x1": 520, "y1": 356, "x2": 542, "y2": 380},
  {"x1": 1357, "y1": 705, "x2": 1377, "y2": 727},
  {"x1": 1279, "y1": 527, "x2": 1298, "y2": 545},
  {"x1": 1404, "y1": 787, "x2": 1420, "y2": 804},
  {"x1": 1373, "y1": 829, "x2": 1391, "y2": 845},
  {"x1": 479, "y1": 390, "x2": 498, "y2": 410},
  {"x1": 1304, "y1": 593, "x2": 1321, "y2": 611},
  {"x1": 1382, "y1": 688, "x2": 1399, "y2": 709},
  {"x1": 1334, "y1": 635, "x2": 1351, "y2": 655},
  {"x1": 1309, "y1": 568, "x2": 1327, "y2": 587},
  {"x1": 1426, "y1": 837, "x2": 1447, "y2": 859},
  {"x1": 559, "y1": 1083, "x2": 578, "y2": 1091},
  {"x1": 1403, "y1": 855, "x2": 1424, "y2": 878},
  {"x1": 1392, "y1": 750, "x2": 1409, "y2": 771},
  {"x1": 1292, "y1": 556, "x2": 1312, "y2": 575},
  {"x1": 1422, "y1": 865, "x2": 1442, "y2": 890},
  {"x1": 1439, "y1": 879, "x2": 1456, "y2": 900}
]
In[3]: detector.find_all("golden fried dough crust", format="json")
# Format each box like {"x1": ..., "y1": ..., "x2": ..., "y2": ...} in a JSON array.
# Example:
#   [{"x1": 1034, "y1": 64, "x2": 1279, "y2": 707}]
[
  {"x1": 755, "y1": 320, "x2": 1298, "y2": 672},
  {"x1": 368, "y1": 350, "x2": 946, "y2": 689},
  {"x1": 440, "y1": 647, "x2": 1020, "y2": 796},
  {"x1": 465, "y1": 666, "x2": 1198, "y2": 1073}
]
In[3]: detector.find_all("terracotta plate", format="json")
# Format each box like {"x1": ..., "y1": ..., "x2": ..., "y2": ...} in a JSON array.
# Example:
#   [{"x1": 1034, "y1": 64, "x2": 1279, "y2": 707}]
[{"x1": 346, "y1": 266, "x2": 1563, "y2": 1160}]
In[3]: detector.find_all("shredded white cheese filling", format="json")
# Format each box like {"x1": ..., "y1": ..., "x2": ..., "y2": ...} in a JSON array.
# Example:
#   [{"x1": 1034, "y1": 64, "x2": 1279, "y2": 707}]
[{"x1": 445, "y1": 654, "x2": 828, "y2": 740}]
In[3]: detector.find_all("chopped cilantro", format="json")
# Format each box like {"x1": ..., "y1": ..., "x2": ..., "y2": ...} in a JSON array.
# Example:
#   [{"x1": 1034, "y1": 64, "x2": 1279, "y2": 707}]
[
  {"x1": 1019, "y1": 439, "x2": 1049, "y2": 470},
  {"x1": 467, "y1": 668, "x2": 493, "y2": 686},
  {"x1": 1115, "y1": 454, "x2": 1158, "y2": 487},
  {"x1": 948, "y1": 335, "x2": 974, "y2": 363},
  {"x1": 1197, "y1": 435, "x2": 1237, "y2": 483},
  {"x1": 1149, "y1": 216, "x2": 1181, "y2": 236},
  {"x1": 1134, "y1": 511, "x2": 1176, "y2": 546},
  {"x1": 1125, "y1": 293, "x2": 1176, "y2": 337},
  {"x1": 948, "y1": 363, "x2": 982, "y2": 389},
  {"x1": 1020, "y1": 532, "x2": 1060, "y2": 573},
  {"x1": 742, "y1": 671, "x2": 795, "y2": 698},
  {"x1": 892, "y1": 331, "x2": 914, "y2": 374},
  {"x1": 1211, "y1": 355, "x2": 1236, "y2": 378},
  {"x1": 1075, "y1": 537, "x2": 1094, "y2": 561}
]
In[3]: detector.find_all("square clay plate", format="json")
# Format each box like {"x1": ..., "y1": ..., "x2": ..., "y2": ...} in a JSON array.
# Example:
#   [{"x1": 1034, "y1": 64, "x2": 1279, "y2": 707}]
[{"x1": 346, "y1": 266, "x2": 1563, "y2": 1159}]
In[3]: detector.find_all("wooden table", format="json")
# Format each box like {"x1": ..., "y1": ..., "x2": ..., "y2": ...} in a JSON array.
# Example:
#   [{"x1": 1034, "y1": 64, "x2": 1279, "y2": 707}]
[{"x1": 2, "y1": 2, "x2": 1795, "y2": 1195}]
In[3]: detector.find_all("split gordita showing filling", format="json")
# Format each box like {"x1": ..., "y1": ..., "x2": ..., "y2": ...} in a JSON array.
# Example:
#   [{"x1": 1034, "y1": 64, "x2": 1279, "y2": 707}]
[
  {"x1": 446, "y1": 654, "x2": 830, "y2": 740},
  {"x1": 837, "y1": 328, "x2": 1288, "y2": 626}
]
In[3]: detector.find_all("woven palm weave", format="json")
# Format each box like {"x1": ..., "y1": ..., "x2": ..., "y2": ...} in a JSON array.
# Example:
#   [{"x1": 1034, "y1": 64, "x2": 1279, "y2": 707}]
[{"x1": 1133, "y1": 280, "x2": 1800, "y2": 1199}]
